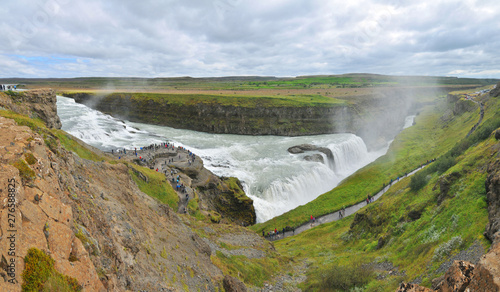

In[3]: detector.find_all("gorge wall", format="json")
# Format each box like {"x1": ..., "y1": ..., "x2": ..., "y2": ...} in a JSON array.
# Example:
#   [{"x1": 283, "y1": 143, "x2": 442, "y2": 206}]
[{"x1": 62, "y1": 87, "x2": 455, "y2": 149}]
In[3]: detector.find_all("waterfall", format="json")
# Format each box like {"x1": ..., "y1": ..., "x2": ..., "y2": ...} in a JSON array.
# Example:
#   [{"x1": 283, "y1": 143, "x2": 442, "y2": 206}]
[{"x1": 246, "y1": 134, "x2": 377, "y2": 222}]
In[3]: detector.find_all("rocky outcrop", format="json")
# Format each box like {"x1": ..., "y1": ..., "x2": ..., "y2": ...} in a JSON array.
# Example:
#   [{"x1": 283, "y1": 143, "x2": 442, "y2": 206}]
[
  {"x1": 223, "y1": 275, "x2": 248, "y2": 292},
  {"x1": 304, "y1": 154, "x2": 324, "y2": 163},
  {"x1": 485, "y1": 158, "x2": 500, "y2": 241},
  {"x1": 433, "y1": 172, "x2": 461, "y2": 205},
  {"x1": 0, "y1": 89, "x2": 61, "y2": 129},
  {"x1": 181, "y1": 161, "x2": 256, "y2": 226},
  {"x1": 288, "y1": 144, "x2": 334, "y2": 164},
  {"x1": 136, "y1": 147, "x2": 257, "y2": 226},
  {"x1": 490, "y1": 82, "x2": 500, "y2": 98},
  {"x1": 433, "y1": 261, "x2": 474, "y2": 291},
  {"x1": 0, "y1": 116, "x2": 104, "y2": 291}
]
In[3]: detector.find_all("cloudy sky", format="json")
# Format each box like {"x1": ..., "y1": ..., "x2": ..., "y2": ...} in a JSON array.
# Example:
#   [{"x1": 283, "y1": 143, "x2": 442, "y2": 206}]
[{"x1": 1, "y1": 0, "x2": 499, "y2": 78}]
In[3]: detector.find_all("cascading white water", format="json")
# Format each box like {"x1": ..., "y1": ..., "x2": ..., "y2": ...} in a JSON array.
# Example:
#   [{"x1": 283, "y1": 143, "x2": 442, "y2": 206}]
[{"x1": 57, "y1": 96, "x2": 390, "y2": 222}]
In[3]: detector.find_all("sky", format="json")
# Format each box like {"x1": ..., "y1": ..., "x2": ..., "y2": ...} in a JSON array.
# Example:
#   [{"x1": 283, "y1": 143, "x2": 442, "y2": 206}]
[{"x1": 1, "y1": 0, "x2": 499, "y2": 78}]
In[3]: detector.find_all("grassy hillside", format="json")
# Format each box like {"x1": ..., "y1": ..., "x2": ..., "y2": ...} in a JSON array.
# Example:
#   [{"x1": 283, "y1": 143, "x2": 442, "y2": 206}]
[{"x1": 271, "y1": 90, "x2": 500, "y2": 291}]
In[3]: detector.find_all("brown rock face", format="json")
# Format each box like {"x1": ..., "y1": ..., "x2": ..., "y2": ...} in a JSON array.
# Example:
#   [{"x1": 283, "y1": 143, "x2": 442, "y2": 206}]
[
  {"x1": 468, "y1": 240, "x2": 500, "y2": 291},
  {"x1": 434, "y1": 261, "x2": 474, "y2": 292},
  {"x1": 0, "y1": 116, "x2": 103, "y2": 292}
]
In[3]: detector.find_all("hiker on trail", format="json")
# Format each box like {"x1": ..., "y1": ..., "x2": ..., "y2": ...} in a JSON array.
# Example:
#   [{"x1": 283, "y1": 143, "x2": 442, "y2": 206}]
[
  {"x1": 342, "y1": 206, "x2": 346, "y2": 217},
  {"x1": 339, "y1": 210, "x2": 342, "y2": 219}
]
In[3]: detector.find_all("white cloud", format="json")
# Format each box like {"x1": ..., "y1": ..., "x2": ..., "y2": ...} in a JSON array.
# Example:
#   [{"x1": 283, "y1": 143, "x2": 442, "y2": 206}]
[{"x1": 0, "y1": 0, "x2": 499, "y2": 78}]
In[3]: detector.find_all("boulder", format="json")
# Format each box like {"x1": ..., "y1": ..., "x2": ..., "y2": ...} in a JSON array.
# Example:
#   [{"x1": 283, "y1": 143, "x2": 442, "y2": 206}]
[
  {"x1": 304, "y1": 154, "x2": 324, "y2": 164},
  {"x1": 433, "y1": 261, "x2": 474, "y2": 291},
  {"x1": 288, "y1": 144, "x2": 334, "y2": 163},
  {"x1": 396, "y1": 282, "x2": 433, "y2": 292},
  {"x1": 223, "y1": 275, "x2": 247, "y2": 292}
]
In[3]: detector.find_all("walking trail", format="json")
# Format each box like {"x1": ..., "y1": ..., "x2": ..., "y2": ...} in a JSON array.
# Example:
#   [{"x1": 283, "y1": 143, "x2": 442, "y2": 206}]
[{"x1": 266, "y1": 163, "x2": 430, "y2": 241}]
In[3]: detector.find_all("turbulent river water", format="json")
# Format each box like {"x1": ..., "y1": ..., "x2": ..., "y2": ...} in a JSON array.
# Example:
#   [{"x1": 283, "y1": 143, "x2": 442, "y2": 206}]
[{"x1": 57, "y1": 96, "x2": 411, "y2": 222}]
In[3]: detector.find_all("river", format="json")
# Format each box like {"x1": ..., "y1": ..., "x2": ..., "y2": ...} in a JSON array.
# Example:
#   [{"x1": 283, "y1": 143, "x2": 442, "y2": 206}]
[{"x1": 57, "y1": 96, "x2": 407, "y2": 222}]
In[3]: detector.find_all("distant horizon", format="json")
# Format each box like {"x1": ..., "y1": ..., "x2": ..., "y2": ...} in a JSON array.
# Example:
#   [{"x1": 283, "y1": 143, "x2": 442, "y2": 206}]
[
  {"x1": 1, "y1": 1, "x2": 500, "y2": 79},
  {"x1": 1, "y1": 73, "x2": 499, "y2": 81}
]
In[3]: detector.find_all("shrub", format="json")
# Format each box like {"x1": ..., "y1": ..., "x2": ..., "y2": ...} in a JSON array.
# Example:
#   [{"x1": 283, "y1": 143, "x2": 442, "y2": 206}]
[
  {"x1": 12, "y1": 159, "x2": 36, "y2": 182},
  {"x1": 435, "y1": 155, "x2": 456, "y2": 174},
  {"x1": 22, "y1": 248, "x2": 82, "y2": 292},
  {"x1": 24, "y1": 153, "x2": 37, "y2": 165},
  {"x1": 432, "y1": 236, "x2": 463, "y2": 262},
  {"x1": 319, "y1": 262, "x2": 374, "y2": 291},
  {"x1": 410, "y1": 172, "x2": 428, "y2": 192}
]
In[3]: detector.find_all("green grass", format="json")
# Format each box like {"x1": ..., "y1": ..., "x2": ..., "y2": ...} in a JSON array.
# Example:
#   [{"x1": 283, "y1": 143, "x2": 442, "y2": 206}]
[
  {"x1": 129, "y1": 165, "x2": 179, "y2": 210},
  {"x1": 66, "y1": 91, "x2": 347, "y2": 108},
  {"x1": 22, "y1": 248, "x2": 81, "y2": 292},
  {"x1": 7, "y1": 75, "x2": 497, "y2": 92},
  {"x1": 251, "y1": 94, "x2": 481, "y2": 234},
  {"x1": 12, "y1": 159, "x2": 36, "y2": 182},
  {"x1": 53, "y1": 130, "x2": 106, "y2": 162},
  {"x1": 211, "y1": 251, "x2": 282, "y2": 287}
]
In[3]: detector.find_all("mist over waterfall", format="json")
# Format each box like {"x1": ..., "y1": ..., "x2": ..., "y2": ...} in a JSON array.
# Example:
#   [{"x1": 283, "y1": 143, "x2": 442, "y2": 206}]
[{"x1": 57, "y1": 96, "x2": 389, "y2": 222}]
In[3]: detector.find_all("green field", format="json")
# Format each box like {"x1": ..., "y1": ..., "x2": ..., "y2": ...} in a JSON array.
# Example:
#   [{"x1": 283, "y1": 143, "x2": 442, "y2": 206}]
[{"x1": 2, "y1": 74, "x2": 497, "y2": 91}]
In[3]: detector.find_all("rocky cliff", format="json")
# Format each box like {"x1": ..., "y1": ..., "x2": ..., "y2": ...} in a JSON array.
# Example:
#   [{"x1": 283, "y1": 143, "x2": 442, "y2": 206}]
[
  {"x1": 0, "y1": 90, "x2": 275, "y2": 291},
  {"x1": 0, "y1": 89, "x2": 61, "y2": 129}
]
